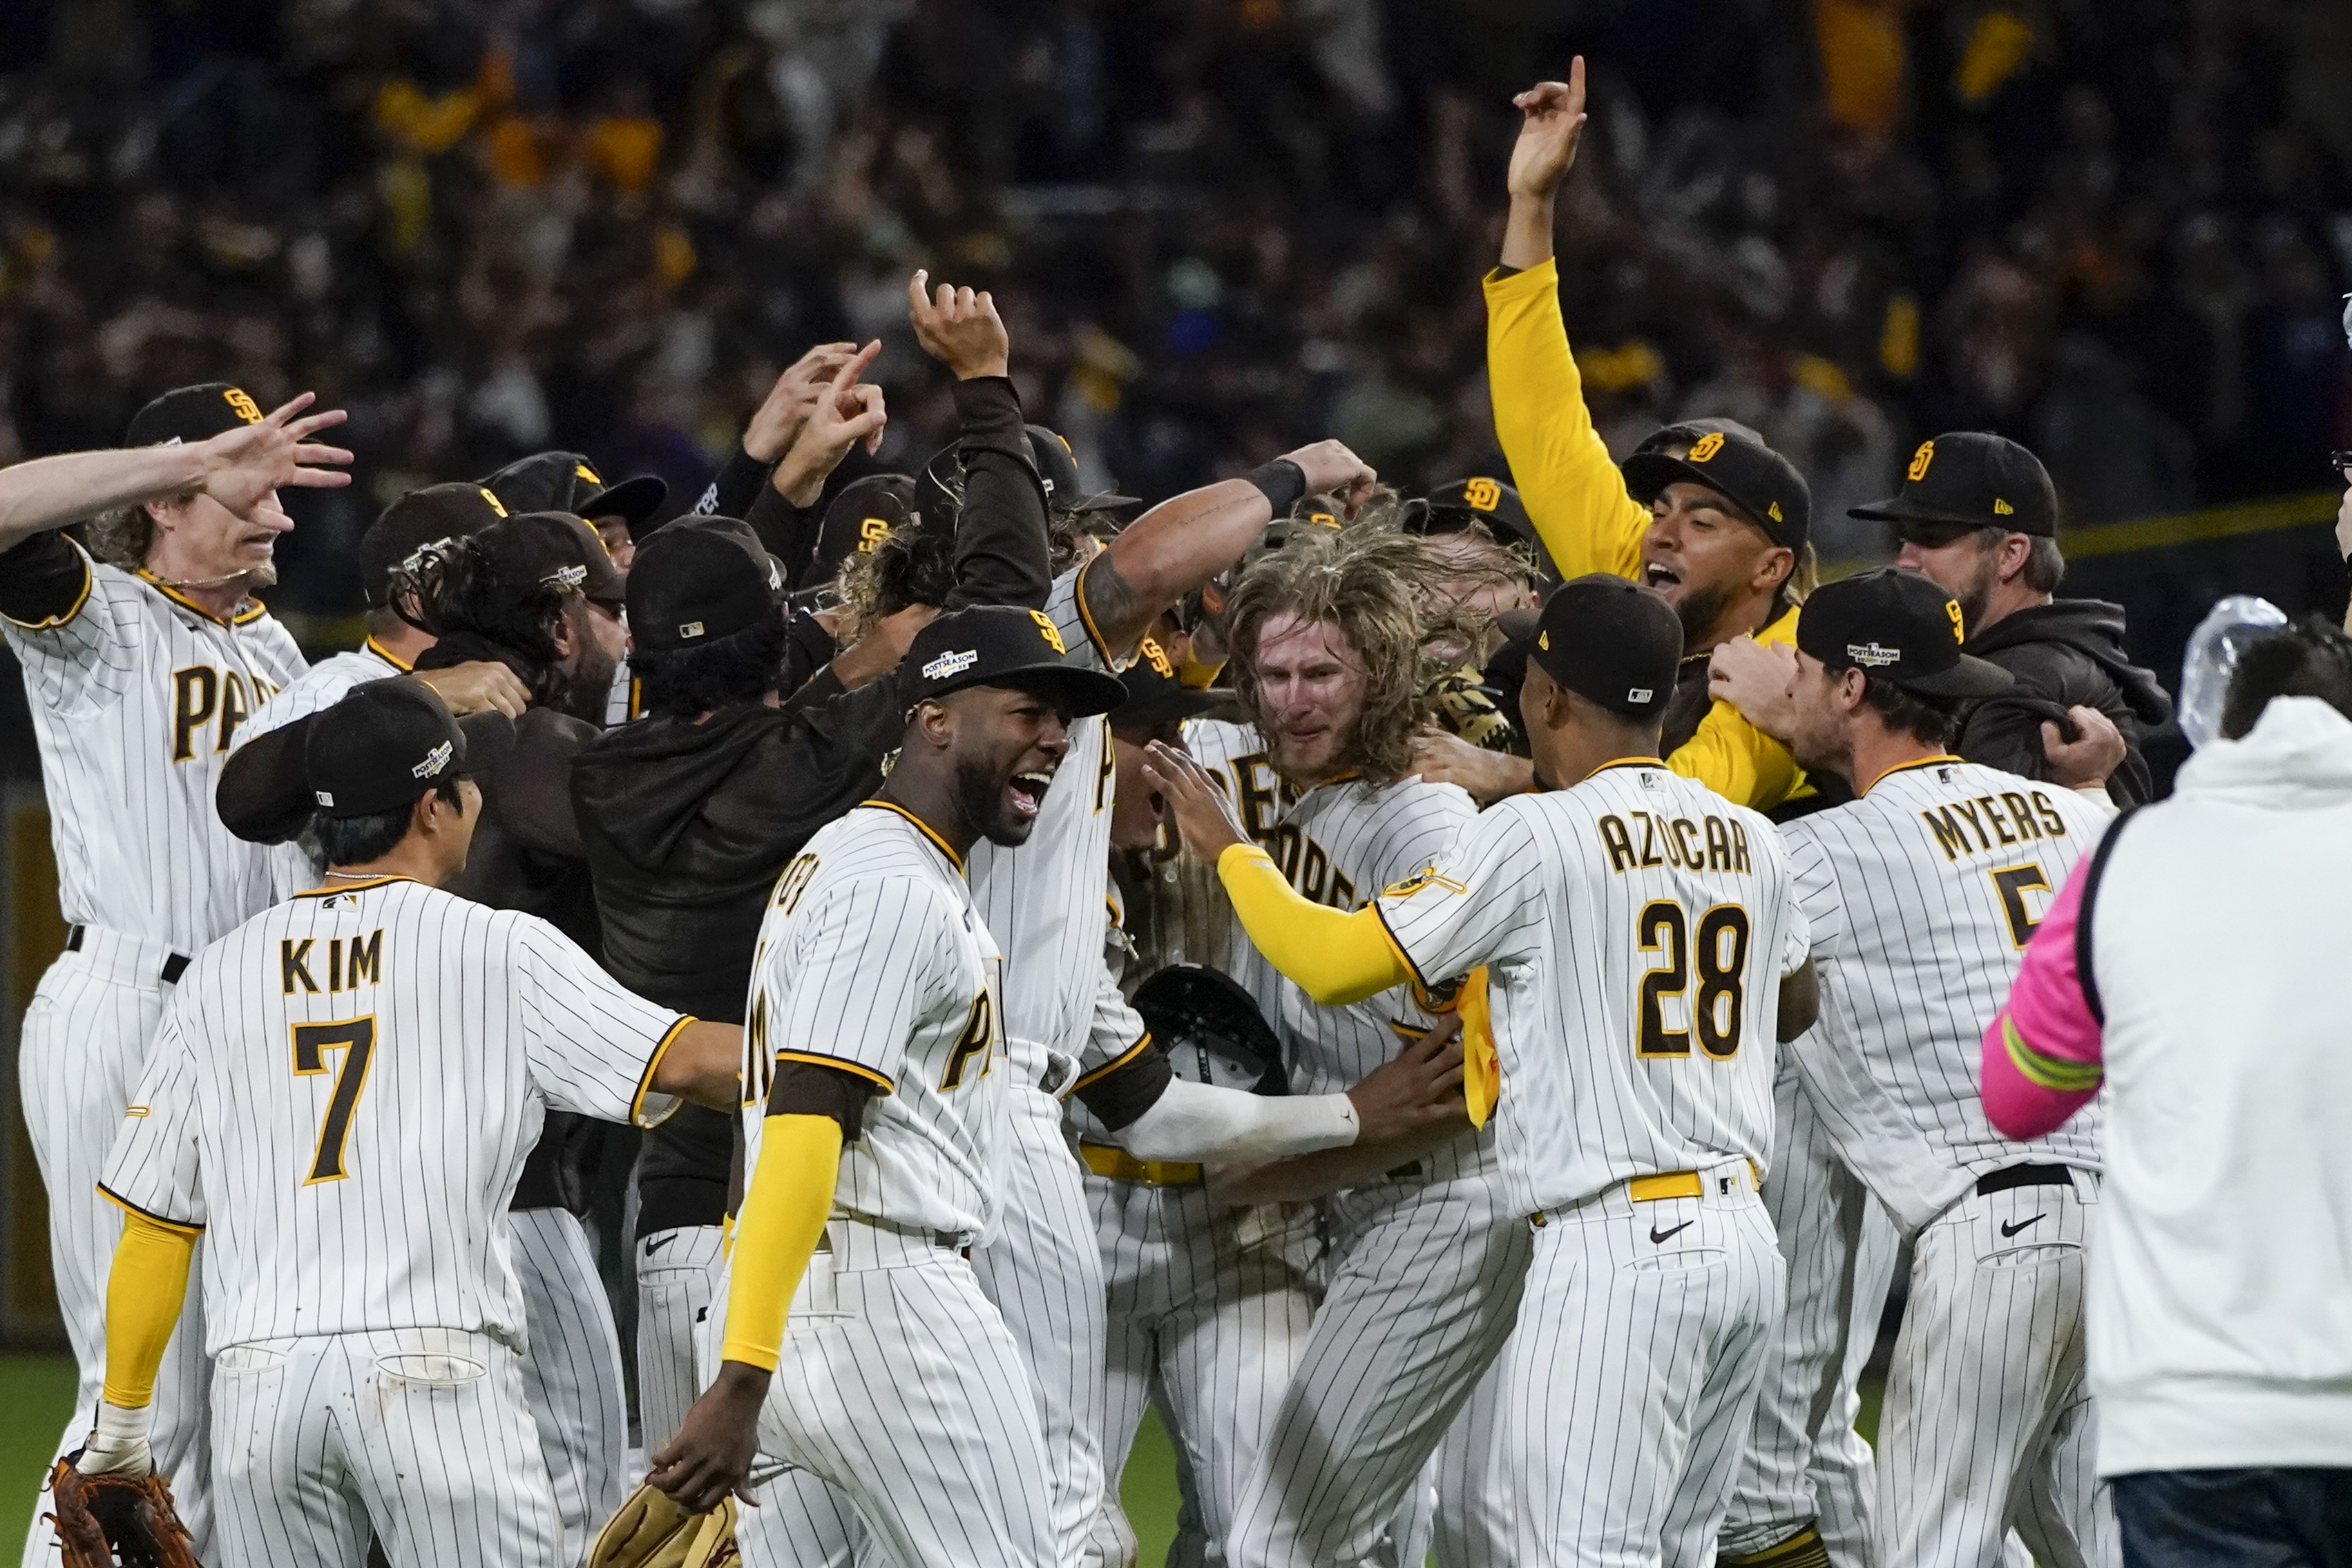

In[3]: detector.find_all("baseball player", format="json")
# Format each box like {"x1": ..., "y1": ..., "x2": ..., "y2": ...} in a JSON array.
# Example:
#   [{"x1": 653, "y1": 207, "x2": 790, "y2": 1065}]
[
  {"x1": 1095, "y1": 687, "x2": 1315, "y2": 1568},
  {"x1": 1769, "y1": 568, "x2": 2118, "y2": 1568},
  {"x1": 1715, "y1": 1060, "x2": 1903, "y2": 1568},
  {"x1": 239, "y1": 483, "x2": 525, "y2": 743},
  {"x1": 956, "y1": 437, "x2": 1384, "y2": 1568},
  {"x1": 68, "y1": 679, "x2": 740, "y2": 1568},
  {"x1": 0, "y1": 383, "x2": 352, "y2": 1564},
  {"x1": 1146, "y1": 573, "x2": 1819, "y2": 1568},
  {"x1": 1127, "y1": 520, "x2": 1509, "y2": 1568},
  {"x1": 1476, "y1": 57, "x2": 1821, "y2": 816},
  {"x1": 742, "y1": 414, "x2": 1386, "y2": 1565},
  {"x1": 648, "y1": 604, "x2": 1130, "y2": 1560}
]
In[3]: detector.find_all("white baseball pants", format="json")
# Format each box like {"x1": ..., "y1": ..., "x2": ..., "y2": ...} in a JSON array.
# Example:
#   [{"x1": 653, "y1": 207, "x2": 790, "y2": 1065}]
[
  {"x1": 508, "y1": 1208, "x2": 627, "y2": 1568},
  {"x1": 17, "y1": 936, "x2": 211, "y2": 1568},
  {"x1": 207, "y1": 1327, "x2": 561, "y2": 1568}
]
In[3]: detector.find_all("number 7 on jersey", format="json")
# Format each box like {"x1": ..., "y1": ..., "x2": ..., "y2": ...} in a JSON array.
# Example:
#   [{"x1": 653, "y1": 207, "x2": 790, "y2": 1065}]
[{"x1": 292, "y1": 1017, "x2": 376, "y2": 1184}]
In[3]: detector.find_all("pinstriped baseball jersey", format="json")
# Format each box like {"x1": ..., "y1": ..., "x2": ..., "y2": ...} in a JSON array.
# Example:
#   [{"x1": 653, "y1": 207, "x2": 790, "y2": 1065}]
[
  {"x1": 1782, "y1": 757, "x2": 2110, "y2": 1230},
  {"x1": 966, "y1": 562, "x2": 1128, "y2": 1087},
  {"x1": 2, "y1": 541, "x2": 305, "y2": 952},
  {"x1": 1269, "y1": 775, "x2": 1484, "y2": 1180},
  {"x1": 97, "y1": 874, "x2": 687, "y2": 1349},
  {"x1": 238, "y1": 640, "x2": 405, "y2": 741},
  {"x1": 1376, "y1": 760, "x2": 1809, "y2": 1216},
  {"x1": 743, "y1": 801, "x2": 1010, "y2": 1239}
]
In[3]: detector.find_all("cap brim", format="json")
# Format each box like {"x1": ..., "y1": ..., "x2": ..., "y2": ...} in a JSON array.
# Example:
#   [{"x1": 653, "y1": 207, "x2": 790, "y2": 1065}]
[
  {"x1": 579, "y1": 475, "x2": 669, "y2": 526},
  {"x1": 1890, "y1": 653, "x2": 2014, "y2": 698},
  {"x1": 1846, "y1": 493, "x2": 1987, "y2": 528},
  {"x1": 1110, "y1": 687, "x2": 1233, "y2": 733},
  {"x1": 455, "y1": 711, "x2": 517, "y2": 774},
  {"x1": 941, "y1": 661, "x2": 1129, "y2": 718},
  {"x1": 1064, "y1": 492, "x2": 1141, "y2": 515}
]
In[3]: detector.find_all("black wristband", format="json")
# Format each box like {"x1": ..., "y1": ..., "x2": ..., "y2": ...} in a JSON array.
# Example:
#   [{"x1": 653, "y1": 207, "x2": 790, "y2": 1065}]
[
  {"x1": 1244, "y1": 458, "x2": 1308, "y2": 516},
  {"x1": 695, "y1": 444, "x2": 775, "y2": 519}
]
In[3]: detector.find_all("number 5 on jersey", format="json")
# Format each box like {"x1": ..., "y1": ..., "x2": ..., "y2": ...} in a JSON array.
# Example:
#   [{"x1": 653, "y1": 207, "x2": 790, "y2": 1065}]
[{"x1": 293, "y1": 1017, "x2": 376, "y2": 1183}]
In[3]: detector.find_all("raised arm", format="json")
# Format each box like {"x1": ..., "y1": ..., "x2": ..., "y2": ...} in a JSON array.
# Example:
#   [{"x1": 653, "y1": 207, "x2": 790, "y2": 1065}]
[
  {"x1": 1485, "y1": 59, "x2": 1649, "y2": 582},
  {"x1": 0, "y1": 393, "x2": 351, "y2": 555},
  {"x1": 1072, "y1": 440, "x2": 1379, "y2": 661}
]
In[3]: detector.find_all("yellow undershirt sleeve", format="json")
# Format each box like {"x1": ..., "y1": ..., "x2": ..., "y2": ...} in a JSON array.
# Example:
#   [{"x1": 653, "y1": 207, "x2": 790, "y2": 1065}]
[
  {"x1": 1482, "y1": 259, "x2": 1649, "y2": 582},
  {"x1": 718, "y1": 1115, "x2": 843, "y2": 1373},
  {"x1": 1216, "y1": 844, "x2": 1411, "y2": 1006},
  {"x1": 102, "y1": 1212, "x2": 197, "y2": 1408}
]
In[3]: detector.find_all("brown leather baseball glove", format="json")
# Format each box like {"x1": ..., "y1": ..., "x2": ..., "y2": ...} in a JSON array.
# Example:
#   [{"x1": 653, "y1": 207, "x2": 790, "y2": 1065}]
[{"x1": 45, "y1": 1457, "x2": 200, "y2": 1568}]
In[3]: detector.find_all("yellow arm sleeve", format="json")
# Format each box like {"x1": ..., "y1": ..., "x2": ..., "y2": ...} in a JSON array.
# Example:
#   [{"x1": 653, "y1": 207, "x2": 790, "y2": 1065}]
[
  {"x1": 101, "y1": 1212, "x2": 196, "y2": 1408},
  {"x1": 718, "y1": 1115, "x2": 843, "y2": 1373},
  {"x1": 1482, "y1": 259, "x2": 1649, "y2": 582},
  {"x1": 1216, "y1": 844, "x2": 1411, "y2": 1006},
  {"x1": 1662, "y1": 602, "x2": 1806, "y2": 812}
]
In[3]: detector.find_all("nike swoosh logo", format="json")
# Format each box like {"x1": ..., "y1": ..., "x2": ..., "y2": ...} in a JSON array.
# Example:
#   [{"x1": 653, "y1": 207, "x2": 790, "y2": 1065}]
[
  {"x1": 1999, "y1": 1214, "x2": 2045, "y2": 1239},
  {"x1": 644, "y1": 1234, "x2": 678, "y2": 1256},
  {"x1": 1648, "y1": 1221, "x2": 1694, "y2": 1245}
]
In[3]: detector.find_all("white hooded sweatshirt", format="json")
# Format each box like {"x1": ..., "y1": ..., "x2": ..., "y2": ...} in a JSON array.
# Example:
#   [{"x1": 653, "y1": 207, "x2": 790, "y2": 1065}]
[{"x1": 2084, "y1": 695, "x2": 2352, "y2": 1474}]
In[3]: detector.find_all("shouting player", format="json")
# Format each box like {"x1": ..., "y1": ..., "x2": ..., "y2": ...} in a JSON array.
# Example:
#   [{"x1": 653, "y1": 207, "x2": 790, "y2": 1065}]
[
  {"x1": 1478, "y1": 59, "x2": 1817, "y2": 815},
  {"x1": 648, "y1": 604, "x2": 1127, "y2": 1558},
  {"x1": 0, "y1": 383, "x2": 350, "y2": 1562},
  {"x1": 71, "y1": 679, "x2": 742, "y2": 1568},
  {"x1": 1772, "y1": 569, "x2": 2117, "y2": 1568},
  {"x1": 1147, "y1": 573, "x2": 1817, "y2": 1568}
]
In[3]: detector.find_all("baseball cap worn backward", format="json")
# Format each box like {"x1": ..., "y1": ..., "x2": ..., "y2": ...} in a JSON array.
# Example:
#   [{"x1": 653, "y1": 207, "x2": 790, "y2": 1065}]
[
  {"x1": 358, "y1": 484, "x2": 508, "y2": 607},
  {"x1": 1848, "y1": 432, "x2": 2058, "y2": 538},
  {"x1": 903, "y1": 604, "x2": 1127, "y2": 716},
  {"x1": 1527, "y1": 573, "x2": 1685, "y2": 720},
  {"x1": 1796, "y1": 568, "x2": 2015, "y2": 698},
  {"x1": 627, "y1": 516, "x2": 787, "y2": 654},
  {"x1": 125, "y1": 382, "x2": 266, "y2": 446},
  {"x1": 303, "y1": 679, "x2": 513, "y2": 819},
  {"x1": 1620, "y1": 429, "x2": 1812, "y2": 551}
]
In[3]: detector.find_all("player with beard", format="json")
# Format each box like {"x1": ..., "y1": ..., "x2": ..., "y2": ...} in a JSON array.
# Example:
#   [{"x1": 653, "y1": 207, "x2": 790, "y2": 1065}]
[
  {"x1": 1710, "y1": 432, "x2": 2164, "y2": 807},
  {"x1": 644, "y1": 606, "x2": 1124, "y2": 1560},
  {"x1": 1153, "y1": 522, "x2": 1516, "y2": 1568},
  {"x1": 1475, "y1": 57, "x2": 1818, "y2": 818}
]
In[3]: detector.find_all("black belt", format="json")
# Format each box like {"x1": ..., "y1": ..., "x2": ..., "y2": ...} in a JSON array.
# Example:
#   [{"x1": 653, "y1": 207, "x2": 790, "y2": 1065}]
[
  {"x1": 1977, "y1": 1163, "x2": 2074, "y2": 1196},
  {"x1": 66, "y1": 926, "x2": 190, "y2": 985},
  {"x1": 810, "y1": 1230, "x2": 972, "y2": 1259}
]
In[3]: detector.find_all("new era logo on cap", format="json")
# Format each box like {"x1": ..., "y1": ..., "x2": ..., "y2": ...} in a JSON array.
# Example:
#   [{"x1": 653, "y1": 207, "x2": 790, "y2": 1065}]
[
  {"x1": 923, "y1": 649, "x2": 979, "y2": 680},
  {"x1": 314, "y1": 790, "x2": 334, "y2": 807},
  {"x1": 1628, "y1": 687, "x2": 1653, "y2": 702},
  {"x1": 411, "y1": 740, "x2": 453, "y2": 779},
  {"x1": 1846, "y1": 642, "x2": 1902, "y2": 667},
  {"x1": 679, "y1": 621, "x2": 705, "y2": 640}
]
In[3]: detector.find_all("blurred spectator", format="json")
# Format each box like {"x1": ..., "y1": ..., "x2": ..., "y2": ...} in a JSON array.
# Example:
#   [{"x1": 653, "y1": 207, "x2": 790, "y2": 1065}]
[{"x1": 0, "y1": 0, "x2": 2343, "y2": 640}]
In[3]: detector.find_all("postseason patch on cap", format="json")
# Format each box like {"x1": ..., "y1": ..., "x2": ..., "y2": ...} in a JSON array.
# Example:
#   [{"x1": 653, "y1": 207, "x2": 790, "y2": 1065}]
[
  {"x1": 1846, "y1": 642, "x2": 1901, "y2": 668},
  {"x1": 924, "y1": 648, "x2": 979, "y2": 681},
  {"x1": 544, "y1": 564, "x2": 588, "y2": 591},
  {"x1": 411, "y1": 740, "x2": 454, "y2": 779}
]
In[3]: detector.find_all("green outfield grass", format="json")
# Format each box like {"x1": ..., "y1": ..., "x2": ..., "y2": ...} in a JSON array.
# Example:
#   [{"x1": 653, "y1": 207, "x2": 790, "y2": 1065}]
[
  {"x1": 2, "y1": 1352, "x2": 1880, "y2": 1563},
  {"x1": 0, "y1": 1355, "x2": 75, "y2": 1549}
]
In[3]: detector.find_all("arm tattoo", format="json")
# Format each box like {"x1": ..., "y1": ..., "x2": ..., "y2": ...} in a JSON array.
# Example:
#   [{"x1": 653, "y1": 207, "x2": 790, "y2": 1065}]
[{"x1": 1082, "y1": 548, "x2": 1151, "y2": 655}]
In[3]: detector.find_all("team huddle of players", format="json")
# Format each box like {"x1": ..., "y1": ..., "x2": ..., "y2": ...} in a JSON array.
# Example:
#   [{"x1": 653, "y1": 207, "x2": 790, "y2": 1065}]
[{"x1": 2, "y1": 61, "x2": 2167, "y2": 1568}]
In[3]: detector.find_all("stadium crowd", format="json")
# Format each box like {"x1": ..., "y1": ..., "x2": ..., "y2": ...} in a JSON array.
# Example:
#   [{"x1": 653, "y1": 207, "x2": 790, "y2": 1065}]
[{"x1": 0, "y1": 0, "x2": 2347, "y2": 629}]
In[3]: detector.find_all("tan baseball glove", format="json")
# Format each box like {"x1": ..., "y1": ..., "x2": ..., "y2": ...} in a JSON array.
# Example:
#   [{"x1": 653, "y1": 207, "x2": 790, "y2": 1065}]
[{"x1": 589, "y1": 1483, "x2": 738, "y2": 1568}]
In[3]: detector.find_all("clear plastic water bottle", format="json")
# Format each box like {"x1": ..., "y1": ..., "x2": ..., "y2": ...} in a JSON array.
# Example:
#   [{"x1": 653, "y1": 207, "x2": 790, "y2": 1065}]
[{"x1": 2179, "y1": 595, "x2": 2289, "y2": 749}]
